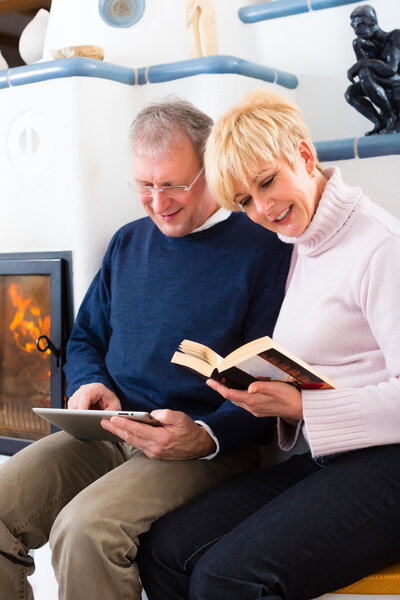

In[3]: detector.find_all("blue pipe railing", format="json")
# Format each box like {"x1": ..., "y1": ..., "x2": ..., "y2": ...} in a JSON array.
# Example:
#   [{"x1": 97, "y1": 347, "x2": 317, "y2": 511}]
[
  {"x1": 0, "y1": 56, "x2": 298, "y2": 90},
  {"x1": 315, "y1": 134, "x2": 400, "y2": 162},
  {"x1": 239, "y1": 0, "x2": 360, "y2": 23}
]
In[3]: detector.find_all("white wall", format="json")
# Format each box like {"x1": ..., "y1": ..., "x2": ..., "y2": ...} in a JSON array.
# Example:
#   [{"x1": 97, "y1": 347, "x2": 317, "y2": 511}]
[{"x1": 1, "y1": 0, "x2": 399, "y2": 312}]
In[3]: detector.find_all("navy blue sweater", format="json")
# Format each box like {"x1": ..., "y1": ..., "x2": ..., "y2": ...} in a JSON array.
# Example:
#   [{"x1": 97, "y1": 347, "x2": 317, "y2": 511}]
[{"x1": 64, "y1": 213, "x2": 292, "y2": 453}]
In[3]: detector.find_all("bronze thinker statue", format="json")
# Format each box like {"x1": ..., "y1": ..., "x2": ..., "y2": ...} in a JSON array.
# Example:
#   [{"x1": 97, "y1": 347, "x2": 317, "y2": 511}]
[{"x1": 345, "y1": 5, "x2": 400, "y2": 135}]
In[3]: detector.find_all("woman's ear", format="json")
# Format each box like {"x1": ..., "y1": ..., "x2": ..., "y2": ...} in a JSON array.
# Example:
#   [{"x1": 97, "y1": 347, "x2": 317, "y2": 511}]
[{"x1": 298, "y1": 141, "x2": 316, "y2": 176}]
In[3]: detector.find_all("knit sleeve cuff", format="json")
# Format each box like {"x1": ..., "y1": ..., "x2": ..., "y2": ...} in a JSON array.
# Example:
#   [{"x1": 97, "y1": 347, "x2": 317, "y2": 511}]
[{"x1": 302, "y1": 388, "x2": 368, "y2": 457}]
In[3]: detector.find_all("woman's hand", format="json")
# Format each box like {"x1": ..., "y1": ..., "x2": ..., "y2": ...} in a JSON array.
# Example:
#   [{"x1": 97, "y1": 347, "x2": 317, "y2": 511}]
[{"x1": 206, "y1": 378, "x2": 303, "y2": 421}]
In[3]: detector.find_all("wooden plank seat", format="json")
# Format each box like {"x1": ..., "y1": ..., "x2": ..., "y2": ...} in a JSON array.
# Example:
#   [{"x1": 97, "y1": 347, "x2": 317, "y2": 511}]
[{"x1": 334, "y1": 562, "x2": 400, "y2": 594}]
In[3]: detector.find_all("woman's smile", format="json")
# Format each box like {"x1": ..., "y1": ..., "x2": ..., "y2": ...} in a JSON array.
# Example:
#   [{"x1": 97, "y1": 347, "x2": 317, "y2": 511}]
[{"x1": 274, "y1": 205, "x2": 293, "y2": 223}]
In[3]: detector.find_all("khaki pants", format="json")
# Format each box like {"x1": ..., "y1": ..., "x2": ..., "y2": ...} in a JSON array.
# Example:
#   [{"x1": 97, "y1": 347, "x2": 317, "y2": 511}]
[{"x1": 0, "y1": 431, "x2": 259, "y2": 600}]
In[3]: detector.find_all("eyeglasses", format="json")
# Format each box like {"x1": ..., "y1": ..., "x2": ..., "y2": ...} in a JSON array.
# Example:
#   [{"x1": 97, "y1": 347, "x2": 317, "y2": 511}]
[{"x1": 135, "y1": 168, "x2": 204, "y2": 199}]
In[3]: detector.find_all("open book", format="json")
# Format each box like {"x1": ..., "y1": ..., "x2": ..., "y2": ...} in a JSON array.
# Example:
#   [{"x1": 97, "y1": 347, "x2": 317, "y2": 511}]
[{"x1": 171, "y1": 336, "x2": 337, "y2": 391}]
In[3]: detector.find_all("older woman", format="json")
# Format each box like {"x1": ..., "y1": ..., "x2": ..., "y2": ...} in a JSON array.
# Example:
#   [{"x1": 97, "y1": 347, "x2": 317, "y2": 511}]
[{"x1": 137, "y1": 89, "x2": 400, "y2": 600}]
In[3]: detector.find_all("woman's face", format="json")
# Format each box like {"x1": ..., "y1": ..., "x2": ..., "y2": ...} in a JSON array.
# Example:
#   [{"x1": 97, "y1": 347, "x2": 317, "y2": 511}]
[{"x1": 232, "y1": 142, "x2": 322, "y2": 237}]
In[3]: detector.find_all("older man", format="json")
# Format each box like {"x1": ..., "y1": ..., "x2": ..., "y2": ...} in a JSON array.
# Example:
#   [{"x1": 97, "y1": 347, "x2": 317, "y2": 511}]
[{"x1": 0, "y1": 98, "x2": 291, "y2": 600}]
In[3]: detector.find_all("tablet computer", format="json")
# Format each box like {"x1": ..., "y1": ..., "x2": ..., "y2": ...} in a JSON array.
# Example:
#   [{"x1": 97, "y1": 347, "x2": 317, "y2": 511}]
[{"x1": 32, "y1": 408, "x2": 160, "y2": 442}]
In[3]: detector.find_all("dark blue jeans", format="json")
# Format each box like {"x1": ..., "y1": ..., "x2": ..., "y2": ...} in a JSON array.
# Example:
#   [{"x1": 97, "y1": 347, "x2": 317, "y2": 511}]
[{"x1": 138, "y1": 445, "x2": 400, "y2": 600}]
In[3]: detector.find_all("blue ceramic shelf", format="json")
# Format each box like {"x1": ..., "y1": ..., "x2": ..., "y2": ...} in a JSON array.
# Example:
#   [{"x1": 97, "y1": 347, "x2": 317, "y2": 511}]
[
  {"x1": 315, "y1": 134, "x2": 400, "y2": 162},
  {"x1": 239, "y1": 0, "x2": 360, "y2": 23},
  {"x1": 2, "y1": 58, "x2": 397, "y2": 160},
  {"x1": 0, "y1": 56, "x2": 298, "y2": 90}
]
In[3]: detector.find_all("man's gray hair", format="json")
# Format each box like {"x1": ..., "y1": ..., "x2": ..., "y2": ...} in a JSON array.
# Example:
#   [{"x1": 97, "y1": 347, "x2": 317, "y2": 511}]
[{"x1": 129, "y1": 96, "x2": 213, "y2": 164}]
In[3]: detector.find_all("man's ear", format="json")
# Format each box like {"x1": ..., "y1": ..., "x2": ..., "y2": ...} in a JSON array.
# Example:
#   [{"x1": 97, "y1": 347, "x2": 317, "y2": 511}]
[{"x1": 298, "y1": 141, "x2": 316, "y2": 175}]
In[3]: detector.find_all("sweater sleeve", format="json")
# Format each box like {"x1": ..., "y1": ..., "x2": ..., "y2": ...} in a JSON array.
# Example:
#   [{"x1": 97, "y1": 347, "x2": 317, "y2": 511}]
[
  {"x1": 64, "y1": 243, "x2": 116, "y2": 397},
  {"x1": 302, "y1": 235, "x2": 400, "y2": 457},
  {"x1": 199, "y1": 401, "x2": 277, "y2": 455}
]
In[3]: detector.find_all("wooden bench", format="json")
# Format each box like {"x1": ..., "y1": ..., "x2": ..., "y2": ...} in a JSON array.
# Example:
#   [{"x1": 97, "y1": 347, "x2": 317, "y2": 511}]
[{"x1": 334, "y1": 561, "x2": 400, "y2": 594}]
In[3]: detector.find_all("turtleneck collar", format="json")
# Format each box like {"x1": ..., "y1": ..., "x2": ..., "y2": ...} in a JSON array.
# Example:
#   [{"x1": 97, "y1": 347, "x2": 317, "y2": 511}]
[{"x1": 277, "y1": 167, "x2": 366, "y2": 256}]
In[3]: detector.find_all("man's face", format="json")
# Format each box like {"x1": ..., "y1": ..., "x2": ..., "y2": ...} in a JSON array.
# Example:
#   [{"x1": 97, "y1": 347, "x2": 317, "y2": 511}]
[
  {"x1": 351, "y1": 15, "x2": 377, "y2": 39},
  {"x1": 132, "y1": 137, "x2": 218, "y2": 237}
]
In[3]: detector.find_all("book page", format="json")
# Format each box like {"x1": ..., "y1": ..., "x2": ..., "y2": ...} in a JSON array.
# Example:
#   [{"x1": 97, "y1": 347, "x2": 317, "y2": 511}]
[
  {"x1": 171, "y1": 351, "x2": 215, "y2": 378},
  {"x1": 178, "y1": 340, "x2": 221, "y2": 367}
]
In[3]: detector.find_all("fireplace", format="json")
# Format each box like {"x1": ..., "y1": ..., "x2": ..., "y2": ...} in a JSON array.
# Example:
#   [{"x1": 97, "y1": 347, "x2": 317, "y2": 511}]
[{"x1": 0, "y1": 252, "x2": 73, "y2": 454}]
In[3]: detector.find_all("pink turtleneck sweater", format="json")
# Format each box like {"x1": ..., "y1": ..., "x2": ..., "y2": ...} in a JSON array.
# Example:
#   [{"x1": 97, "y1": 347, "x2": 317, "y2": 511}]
[{"x1": 273, "y1": 167, "x2": 400, "y2": 457}]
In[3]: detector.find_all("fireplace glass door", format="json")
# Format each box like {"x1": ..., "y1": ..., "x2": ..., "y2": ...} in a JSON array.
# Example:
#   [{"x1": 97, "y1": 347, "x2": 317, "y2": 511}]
[{"x1": 0, "y1": 256, "x2": 69, "y2": 454}]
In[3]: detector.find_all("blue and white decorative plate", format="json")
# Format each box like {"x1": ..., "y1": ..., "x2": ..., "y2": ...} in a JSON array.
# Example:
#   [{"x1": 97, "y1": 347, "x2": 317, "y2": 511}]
[{"x1": 98, "y1": 0, "x2": 145, "y2": 28}]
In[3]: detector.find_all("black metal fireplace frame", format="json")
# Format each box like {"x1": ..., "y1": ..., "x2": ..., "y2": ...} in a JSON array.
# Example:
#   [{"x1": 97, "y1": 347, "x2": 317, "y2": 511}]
[{"x1": 0, "y1": 251, "x2": 73, "y2": 454}]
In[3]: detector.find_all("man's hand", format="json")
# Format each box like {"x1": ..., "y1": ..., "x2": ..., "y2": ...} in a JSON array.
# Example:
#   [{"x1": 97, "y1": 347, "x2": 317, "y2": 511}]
[
  {"x1": 68, "y1": 382, "x2": 122, "y2": 411},
  {"x1": 101, "y1": 409, "x2": 216, "y2": 460}
]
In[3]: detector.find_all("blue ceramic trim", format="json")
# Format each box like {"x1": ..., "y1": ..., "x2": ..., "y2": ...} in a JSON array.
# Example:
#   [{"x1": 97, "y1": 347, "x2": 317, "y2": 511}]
[
  {"x1": 0, "y1": 58, "x2": 137, "y2": 89},
  {"x1": 98, "y1": 0, "x2": 145, "y2": 28},
  {"x1": 239, "y1": 0, "x2": 359, "y2": 23},
  {"x1": 315, "y1": 134, "x2": 400, "y2": 162},
  {"x1": 0, "y1": 55, "x2": 298, "y2": 90},
  {"x1": 144, "y1": 55, "x2": 298, "y2": 89}
]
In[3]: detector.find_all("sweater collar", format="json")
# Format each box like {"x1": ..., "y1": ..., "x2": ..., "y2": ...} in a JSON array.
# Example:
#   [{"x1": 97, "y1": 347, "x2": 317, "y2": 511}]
[
  {"x1": 278, "y1": 167, "x2": 365, "y2": 256},
  {"x1": 192, "y1": 207, "x2": 231, "y2": 233}
]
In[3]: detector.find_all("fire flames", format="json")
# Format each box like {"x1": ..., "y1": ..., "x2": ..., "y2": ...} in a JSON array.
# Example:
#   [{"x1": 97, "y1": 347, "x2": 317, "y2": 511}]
[{"x1": 8, "y1": 283, "x2": 51, "y2": 357}]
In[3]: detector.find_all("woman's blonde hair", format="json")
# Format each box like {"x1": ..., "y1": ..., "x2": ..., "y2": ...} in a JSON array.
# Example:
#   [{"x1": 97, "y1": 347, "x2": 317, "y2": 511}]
[{"x1": 204, "y1": 88, "x2": 320, "y2": 211}]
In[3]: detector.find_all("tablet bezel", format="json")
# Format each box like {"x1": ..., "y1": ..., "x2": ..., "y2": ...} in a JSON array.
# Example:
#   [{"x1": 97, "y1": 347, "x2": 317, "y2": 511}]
[{"x1": 32, "y1": 408, "x2": 160, "y2": 442}]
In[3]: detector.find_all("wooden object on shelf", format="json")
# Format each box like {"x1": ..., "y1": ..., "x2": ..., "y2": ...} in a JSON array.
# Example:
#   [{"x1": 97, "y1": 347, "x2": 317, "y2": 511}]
[
  {"x1": 51, "y1": 46, "x2": 105, "y2": 61},
  {"x1": 186, "y1": 0, "x2": 218, "y2": 58}
]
